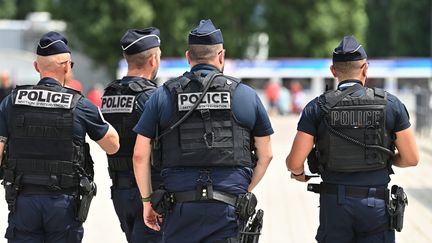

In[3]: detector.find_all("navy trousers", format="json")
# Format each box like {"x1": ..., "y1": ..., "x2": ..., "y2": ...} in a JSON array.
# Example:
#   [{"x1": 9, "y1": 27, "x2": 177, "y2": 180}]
[
  {"x1": 162, "y1": 202, "x2": 238, "y2": 243},
  {"x1": 316, "y1": 186, "x2": 395, "y2": 243},
  {"x1": 111, "y1": 187, "x2": 161, "y2": 243},
  {"x1": 5, "y1": 194, "x2": 83, "y2": 243}
]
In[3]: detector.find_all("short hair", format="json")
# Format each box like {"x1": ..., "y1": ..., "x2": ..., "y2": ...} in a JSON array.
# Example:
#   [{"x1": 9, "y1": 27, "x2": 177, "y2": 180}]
[
  {"x1": 124, "y1": 47, "x2": 159, "y2": 69},
  {"x1": 332, "y1": 60, "x2": 366, "y2": 77},
  {"x1": 188, "y1": 44, "x2": 222, "y2": 63}
]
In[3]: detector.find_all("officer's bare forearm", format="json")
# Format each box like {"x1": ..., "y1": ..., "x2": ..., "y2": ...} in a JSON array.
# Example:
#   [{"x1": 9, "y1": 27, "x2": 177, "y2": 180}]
[
  {"x1": 0, "y1": 141, "x2": 4, "y2": 166},
  {"x1": 393, "y1": 152, "x2": 419, "y2": 168},
  {"x1": 133, "y1": 135, "x2": 153, "y2": 198},
  {"x1": 248, "y1": 135, "x2": 273, "y2": 191},
  {"x1": 248, "y1": 158, "x2": 271, "y2": 191},
  {"x1": 96, "y1": 125, "x2": 120, "y2": 154}
]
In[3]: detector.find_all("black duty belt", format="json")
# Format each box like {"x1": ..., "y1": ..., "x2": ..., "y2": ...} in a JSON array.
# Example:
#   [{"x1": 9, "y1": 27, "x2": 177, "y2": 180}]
[
  {"x1": 171, "y1": 187, "x2": 238, "y2": 207},
  {"x1": 112, "y1": 175, "x2": 137, "y2": 189},
  {"x1": 20, "y1": 184, "x2": 78, "y2": 195},
  {"x1": 307, "y1": 183, "x2": 389, "y2": 200}
]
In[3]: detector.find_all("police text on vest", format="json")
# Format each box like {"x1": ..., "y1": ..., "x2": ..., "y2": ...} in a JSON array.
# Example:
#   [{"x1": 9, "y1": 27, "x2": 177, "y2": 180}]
[
  {"x1": 101, "y1": 95, "x2": 135, "y2": 113},
  {"x1": 178, "y1": 92, "x2": 230, "y2": 111},
  {"x1": 15, "y1": 89, "x2": 73, "y2": 109}
]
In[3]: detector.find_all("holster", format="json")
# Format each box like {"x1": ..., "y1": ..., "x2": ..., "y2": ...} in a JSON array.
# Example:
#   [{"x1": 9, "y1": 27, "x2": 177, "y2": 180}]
[
  {"x1": 150, "y1": 188, "x2": 172, "y2": 215},
  {"x1": 76, "y1": 177, "x2": 97, "y2": 222},
  {"x1": 4, "y1": 181, "x2": 18, "y2": 213},
  {"x1": 236, "y1": 192, "x2": 257, "y2": 221},
  {"x1": 388, "y1": 185, "x2": 408, "y2": 232},
  {"x1": 239, "y1": 209, "x2": 264, "y2": 243}
]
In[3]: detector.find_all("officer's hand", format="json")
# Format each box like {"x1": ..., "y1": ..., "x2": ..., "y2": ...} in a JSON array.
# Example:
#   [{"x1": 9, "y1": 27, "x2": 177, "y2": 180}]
[
  {"x1": 143, "y1": 201, "x2": 161, "y2": 231},
  {"x1": 290, "y1": 172, "x2": 310, "y2": 182}
]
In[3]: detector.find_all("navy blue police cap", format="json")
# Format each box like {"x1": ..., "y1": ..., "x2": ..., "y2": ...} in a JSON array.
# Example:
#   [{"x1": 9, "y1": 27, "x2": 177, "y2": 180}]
[
  {"x1": 121, "y1": 27, "x2": 161, "y2": 55},
  {"x1": 333, "y1": 36, "x2": 367, "y2": 62},
  {"x1": 37, "y1": 31, "x2": 71, "y2": 56},
  {"x1": 188, "y1": 19, "x2": 223, "y2": 45}
]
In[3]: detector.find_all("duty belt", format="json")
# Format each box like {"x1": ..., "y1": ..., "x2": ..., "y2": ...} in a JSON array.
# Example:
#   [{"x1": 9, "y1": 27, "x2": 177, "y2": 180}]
[
  {"x1": 171, "y1": 186, "x2": 238, "y2": 207},
  {"x1": 307, "y1": 183, "x2": 389, "y2": 200}
]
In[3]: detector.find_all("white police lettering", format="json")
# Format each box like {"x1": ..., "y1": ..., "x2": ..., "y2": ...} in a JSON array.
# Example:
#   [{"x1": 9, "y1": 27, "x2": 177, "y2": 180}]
[
  {"x1": 15, "y1": 89, "x2": 72, "y2": 109},
  {"x1": 100, "y1": 95, "x2": 135, "y2": 113},
  {"x1": 330, "y1": 109, "x2": 383, "y2": 127},
  {"x1": 178, "y1": 92, "x2": 230, "y2": 111}
]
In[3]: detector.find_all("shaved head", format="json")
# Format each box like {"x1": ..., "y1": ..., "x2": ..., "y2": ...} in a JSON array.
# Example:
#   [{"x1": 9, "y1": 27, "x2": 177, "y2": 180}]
[{"x1": 35, "y1": 53, "x2": 71, "y2": 72}]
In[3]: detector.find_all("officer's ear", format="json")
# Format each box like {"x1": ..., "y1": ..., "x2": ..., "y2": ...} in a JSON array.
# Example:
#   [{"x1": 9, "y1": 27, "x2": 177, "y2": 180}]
[
  {"x1": 33, "y1": 61, "x2": 40, "y2": 73},
  {"x1": 330, "y1": 65, "x2": 337, "y2": 78},
  {"x1": 361, "y1": 62, "x2": 368, "y2": 78},
  {"x1": 185, "y1": 51, "x2": 191, "y2": 64}
]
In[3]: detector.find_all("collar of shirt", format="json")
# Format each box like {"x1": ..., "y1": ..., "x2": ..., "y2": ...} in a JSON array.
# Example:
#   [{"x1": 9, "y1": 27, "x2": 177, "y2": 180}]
[
  {"x1": 337, "y1": 79, "x2": 363, "y2": 90},
  {"x1": 37, "y1": 77, "x2": 62, "y2": 86},
  {"x1": 190, "y1": 64, "x2": 220, "y2": 75}
]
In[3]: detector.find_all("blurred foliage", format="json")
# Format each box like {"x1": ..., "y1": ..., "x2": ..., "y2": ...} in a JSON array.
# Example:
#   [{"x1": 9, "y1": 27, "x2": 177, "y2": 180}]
[
  {"x1": 4, "y1": 0, "x2": 431, "y2": 78},
  {"x1": 367, "y1": 0, "x2": 431, "y2": 57},
  {"x1": 0, "y1": 0, "x2": 17, "y2": 18},
  {"x1": 264, "y1": 0, "x2": 368, "y2": 57},
  {"x1": 148, "y1": 0, "x2": 262, "y2": 59},
  {"x1": 48, "y1": 0, "x2": 154, "y2": 77}
]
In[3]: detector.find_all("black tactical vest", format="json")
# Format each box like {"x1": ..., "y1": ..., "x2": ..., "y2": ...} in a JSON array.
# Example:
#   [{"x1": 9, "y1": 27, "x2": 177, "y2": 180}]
[
  {"x1": 5, "y1": 84, "x2": 85, "y2": 189},
  {"x1": 101, "y1": 78, "x2": 156, "y2": 175},
  {"x1": 316, "y1": 86, "x2": 394, "y2": 172},
  {"x1": 160, "y1": 72, "x2": 253, "y2": 168}
]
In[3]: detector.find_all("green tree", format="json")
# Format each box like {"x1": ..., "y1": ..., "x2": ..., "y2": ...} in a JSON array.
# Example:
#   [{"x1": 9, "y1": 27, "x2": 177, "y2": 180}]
[
  {"x1": 367, "y1": 0, "x2": 431, "y2": 57},
  {"x1": 0, "y1": 0, "x2": 17, "y2": 19},
  {"x1": 148, "y1": 0, "x2": 262, "y2": 59},
  {"x1": 265, "y1": 0, "x2": 367, "y2": 57},
  {"x1": 50, "y1": 0, "x2": 154, "y2": 78}
]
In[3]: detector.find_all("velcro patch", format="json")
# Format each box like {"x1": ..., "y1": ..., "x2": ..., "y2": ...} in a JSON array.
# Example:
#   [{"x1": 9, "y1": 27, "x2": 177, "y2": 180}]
[
  {"x1": 14, "y1": 89, "x2": 73, "y2": 109},
  {"x1": 101, "y1": 95, "x2": 135, "y2": 113},
  {"x1": 178, "y1": 92, "x2": 230, "y2": 111}
]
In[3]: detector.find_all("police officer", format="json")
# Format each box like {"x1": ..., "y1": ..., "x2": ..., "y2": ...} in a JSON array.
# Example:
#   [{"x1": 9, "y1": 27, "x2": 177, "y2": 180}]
[
  {"x1": 133, "y1": 19, "x2": 273, "y2": 243},
  {"x1": 101, "y1": 27, "x2": 162, "y2": 243},
  {"x1": 286, "y1": 36, "x2": 419, "y2": 243},
  {"x1": 0, "y1": 31, "x2": 119, "y2": 242}
]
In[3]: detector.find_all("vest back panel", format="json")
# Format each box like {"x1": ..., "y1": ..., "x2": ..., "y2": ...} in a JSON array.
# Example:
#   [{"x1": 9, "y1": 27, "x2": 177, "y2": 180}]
[
  {"x1": 317, "y1": 87, "x2": 392, "y2": 172},
  {"x1": 161, "y1": 74, "x2": 253, "y2": 168}
]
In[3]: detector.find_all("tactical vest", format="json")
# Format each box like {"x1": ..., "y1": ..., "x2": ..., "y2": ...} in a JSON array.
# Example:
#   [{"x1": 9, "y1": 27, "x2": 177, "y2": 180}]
[
  {"x1": 101, "y1": 79, "x2": 156, "y2": 176},
  {"x1": 5, "y1": 84, "x2": 86, "y2": 190},
  {"x1": 159, "y1": 72, "x2": 253, "y2": 168},
  {"x1": 316, "y1": 86, "x2": 394, "y2": 172}
]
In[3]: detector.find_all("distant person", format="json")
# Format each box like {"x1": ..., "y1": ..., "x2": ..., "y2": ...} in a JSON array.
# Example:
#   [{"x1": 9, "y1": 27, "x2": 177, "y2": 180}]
[
  {"x1": 277, "y1": 84, "x2": 291, "y2": 115},
  {"x1": 101, "y1": 27, "x2": 162, "y2": 243},
  {"x1": 0, "y1": 31, "x2": 119, "y2": 243},
  {"x1": 0, "y1": 71, "x2": 14, "y2": 102},
  {"x1": 66, "y1": 79, "x2": 83, "y2": 93},
  {"x1": 265, "y1": 81, "x2": 281, "y2": 116},
  {"x1": 87, "y1": 84, "x2": 103, "y2": 107},
  {"x1": 286, "y1": 36, "x2": 419, "y2": 243},
  {"x1": 290, "y1": 80, "x2": 305, "y2": 113}
]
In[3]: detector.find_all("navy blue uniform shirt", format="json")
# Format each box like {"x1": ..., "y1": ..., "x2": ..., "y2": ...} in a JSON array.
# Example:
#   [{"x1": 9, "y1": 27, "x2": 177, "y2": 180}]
[
  {"x1": 133, "y1": 64, "x2": 273, "y2": 194},
  {"x1": 0, "y1": 78, "x2": 109, "y2": 142},
  {"x1": 298, "y1": 80, "x2": 411, "y2": 186}
]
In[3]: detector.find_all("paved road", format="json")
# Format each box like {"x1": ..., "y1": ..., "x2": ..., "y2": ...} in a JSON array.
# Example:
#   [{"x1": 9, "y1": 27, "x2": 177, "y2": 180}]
[{"x1": 0, "y1": 114, "x2": 431, "y2": 242}]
